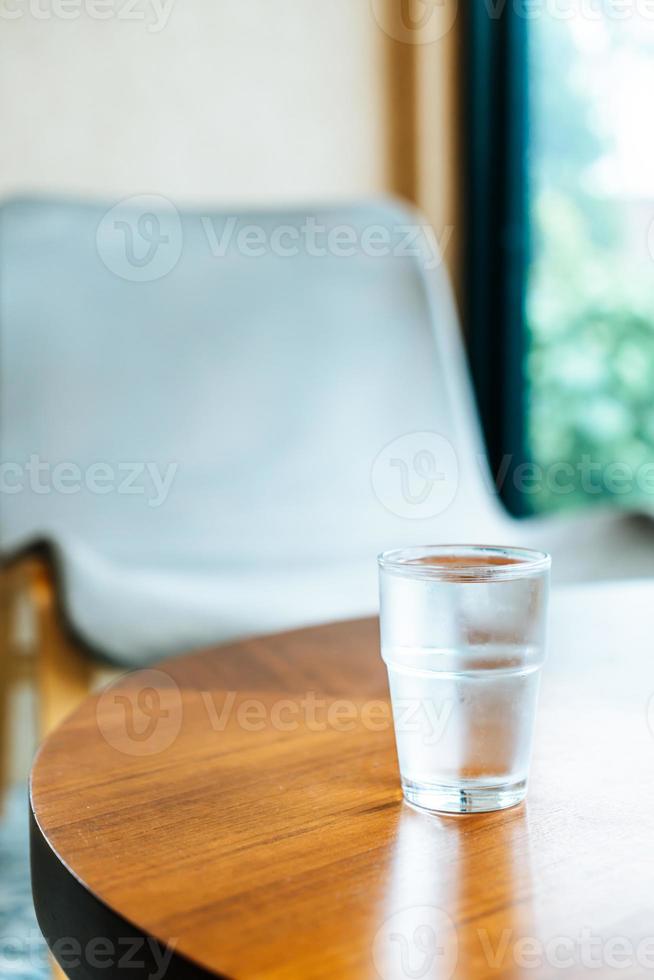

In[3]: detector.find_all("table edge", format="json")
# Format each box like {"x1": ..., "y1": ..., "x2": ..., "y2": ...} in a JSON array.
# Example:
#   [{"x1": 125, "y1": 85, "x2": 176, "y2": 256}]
[{"x1": 29, "y1": 795, "x2": 223, "y2": 980}]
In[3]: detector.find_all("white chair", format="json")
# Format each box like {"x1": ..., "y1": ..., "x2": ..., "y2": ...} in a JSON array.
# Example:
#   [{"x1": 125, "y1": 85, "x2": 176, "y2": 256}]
[{"x1": 1, "y1": 195, "x2": 653, "y2": 680}]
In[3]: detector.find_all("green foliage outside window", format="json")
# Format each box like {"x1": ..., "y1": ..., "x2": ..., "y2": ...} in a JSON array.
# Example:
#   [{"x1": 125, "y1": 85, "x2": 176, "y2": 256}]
[{"x1": 527, "y1": 13, "x2": 654, "y2": 511}]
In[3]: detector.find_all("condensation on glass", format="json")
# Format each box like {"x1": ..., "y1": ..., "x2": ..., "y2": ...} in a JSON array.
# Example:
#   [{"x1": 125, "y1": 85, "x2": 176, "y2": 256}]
[{"x1": 378, "y1": 545, "x2": 551, "y2": 814}]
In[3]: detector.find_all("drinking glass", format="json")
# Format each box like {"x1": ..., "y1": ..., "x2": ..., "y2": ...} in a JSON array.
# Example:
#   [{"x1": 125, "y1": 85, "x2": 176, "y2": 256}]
[{"x1": 378, "y1": 545, "x2": 550, "y2": 814}]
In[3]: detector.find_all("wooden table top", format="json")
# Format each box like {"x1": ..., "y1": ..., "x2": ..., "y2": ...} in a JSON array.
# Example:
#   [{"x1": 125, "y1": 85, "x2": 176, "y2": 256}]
[{"x1": 31, "y1": 581, "x2": 654, "y2": 980}]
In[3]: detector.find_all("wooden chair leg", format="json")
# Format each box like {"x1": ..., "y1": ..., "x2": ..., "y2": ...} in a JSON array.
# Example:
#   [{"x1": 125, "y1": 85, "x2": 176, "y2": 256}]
[
  {"x1": 2, "y1": 555, "x2": 96, "y2": 980},
  {"x1": 0, "y1": 561, "x2": 36, "y2": 802},
  {"x1": 1, "y1": 554, "x2": 95, "y2": 792},
  {"x1": 28, "y1": 560, "x2": 117, "y2": 980},
  {"x1": 27, "y1": 559, "x2": 93, "y2": 737},
  {"x1": 31, "y1": 560, "x2": 92, "y2": 980}
]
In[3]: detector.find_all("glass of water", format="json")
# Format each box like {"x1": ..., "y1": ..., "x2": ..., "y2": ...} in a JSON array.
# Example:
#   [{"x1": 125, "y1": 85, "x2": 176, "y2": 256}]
[{"x1": 378, "y1": 545, "x2": 550, "y2": 814}]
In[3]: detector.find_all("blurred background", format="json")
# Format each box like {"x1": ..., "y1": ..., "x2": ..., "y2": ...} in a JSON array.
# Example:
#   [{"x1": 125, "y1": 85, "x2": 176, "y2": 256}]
[{"x1": 2, "y1": 1, "x2": 654, "y2": 976}]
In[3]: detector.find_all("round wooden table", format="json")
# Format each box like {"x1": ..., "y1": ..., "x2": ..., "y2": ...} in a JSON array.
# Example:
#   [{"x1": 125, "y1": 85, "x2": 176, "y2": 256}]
[{"x1": 30, "y1": 582, "x2": 654, "y2": 979}]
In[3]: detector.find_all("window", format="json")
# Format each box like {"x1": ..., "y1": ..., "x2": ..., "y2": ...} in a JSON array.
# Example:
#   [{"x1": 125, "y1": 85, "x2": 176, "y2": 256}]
[{"x1": 466, "y1": 3, "x2": 654, "y2": 515}]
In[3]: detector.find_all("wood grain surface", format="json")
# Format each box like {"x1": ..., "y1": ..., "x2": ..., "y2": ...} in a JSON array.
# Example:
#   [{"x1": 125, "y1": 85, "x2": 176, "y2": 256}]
[{"x1": 30, "y1": 582, "x2": 654, "y2": 979}]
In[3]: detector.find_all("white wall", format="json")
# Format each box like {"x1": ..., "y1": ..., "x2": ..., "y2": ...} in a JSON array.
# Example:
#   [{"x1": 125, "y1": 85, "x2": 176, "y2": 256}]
[{"x1": 0, "y1": 0, "x2": 391, "y2": 204}]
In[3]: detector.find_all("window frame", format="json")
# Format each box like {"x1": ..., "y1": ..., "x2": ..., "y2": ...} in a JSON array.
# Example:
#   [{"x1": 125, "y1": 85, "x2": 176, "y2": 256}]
[{"x1": 463, "y1": 4, "x2": 530, "y2": 516}]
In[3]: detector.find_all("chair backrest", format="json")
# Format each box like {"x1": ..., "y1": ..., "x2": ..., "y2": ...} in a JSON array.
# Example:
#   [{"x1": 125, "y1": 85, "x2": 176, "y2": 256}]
[{"x1": 0, "y1": 197, "x2": 505, "y2": 570}]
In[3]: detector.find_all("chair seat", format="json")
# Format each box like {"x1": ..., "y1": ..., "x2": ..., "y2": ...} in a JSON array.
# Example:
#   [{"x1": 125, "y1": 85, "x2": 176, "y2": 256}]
[
  {"x1": 4, "y1": 199, "x2": 654, "y2": 669},
  {"x1": 54, "y1": 508, "x2": 654, "y2": 666},
  {"x1": 523, "y1": 508, "x2": 654, "y2": 585},
  {"x1": 59, "y1": 541, "x2": 380, "y2": 665}
]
